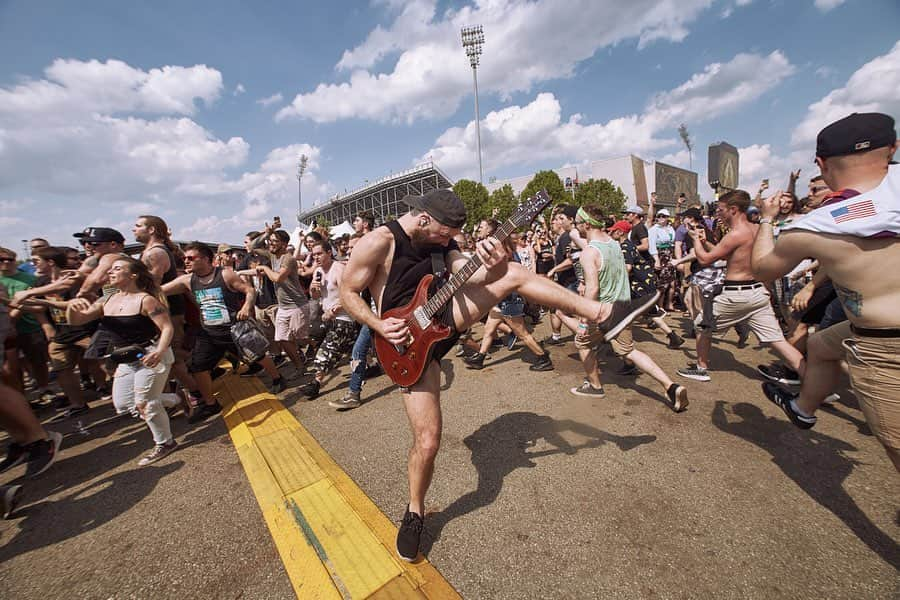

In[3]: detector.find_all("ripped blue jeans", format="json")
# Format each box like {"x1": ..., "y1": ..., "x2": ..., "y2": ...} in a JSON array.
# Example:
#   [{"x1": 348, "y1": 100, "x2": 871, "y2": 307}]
[{"x1": 348, "y1": 325, "x2": 372, "y2": 394}]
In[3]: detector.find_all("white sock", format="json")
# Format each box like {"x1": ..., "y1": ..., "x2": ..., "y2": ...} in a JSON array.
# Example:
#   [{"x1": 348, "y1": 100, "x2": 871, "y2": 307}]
[{"x1": 551, "y1": 333, "x2": 561, "y2": 340}]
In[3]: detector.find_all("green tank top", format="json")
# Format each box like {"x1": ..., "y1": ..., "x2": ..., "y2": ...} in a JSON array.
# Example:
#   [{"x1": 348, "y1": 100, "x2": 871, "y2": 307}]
[{"x1": 589, "y1": 240, "x2": 631, "y2": 303}]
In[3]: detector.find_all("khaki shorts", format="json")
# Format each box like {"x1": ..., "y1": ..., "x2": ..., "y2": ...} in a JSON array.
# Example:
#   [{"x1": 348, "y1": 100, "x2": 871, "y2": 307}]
[
  {"x1": 842, "y1": 328, "x2": 900, "y2": 451},
  {"x1": 696, "y1": 284, "x2": 784, "y2": 343},
  {"x1": 574, "y1": 324, "x2": 634, "y2": 358},
  {"x1": 275, "y1": 305, "x2": 311, "y2": 342},
  {"x1": 48, "y1": 337, "x2": 91, "y2": 372}
]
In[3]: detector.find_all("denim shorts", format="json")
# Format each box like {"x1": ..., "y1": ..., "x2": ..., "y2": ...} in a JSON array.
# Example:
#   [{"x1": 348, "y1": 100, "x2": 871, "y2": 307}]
[{"x1": 499, "y1": 295, "x2": 525, "y2": 318}]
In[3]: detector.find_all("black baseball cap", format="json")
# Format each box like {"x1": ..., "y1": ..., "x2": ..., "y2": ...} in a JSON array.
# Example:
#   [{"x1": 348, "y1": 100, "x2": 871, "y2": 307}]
[
  {"x1": 73, "y1": 227, "x2": 125, "y2": 244},
  {"x1": 816, "y1": 112, "x2": 896, "y2": 159},
  {"x1": 403, "y1": 189, "x2": 467, "y2": 228}
]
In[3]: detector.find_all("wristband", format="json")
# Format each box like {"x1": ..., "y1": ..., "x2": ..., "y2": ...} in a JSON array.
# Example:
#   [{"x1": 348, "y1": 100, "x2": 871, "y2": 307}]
[{"x1": 759, "y1": 218, "x2": 774, "y2": 225}]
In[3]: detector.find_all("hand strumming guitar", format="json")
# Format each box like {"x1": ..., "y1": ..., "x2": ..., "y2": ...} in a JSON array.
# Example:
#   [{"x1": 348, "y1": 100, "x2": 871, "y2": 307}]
[{"x1": 378, "y1": 316, "x2": 410, "y2": 346}]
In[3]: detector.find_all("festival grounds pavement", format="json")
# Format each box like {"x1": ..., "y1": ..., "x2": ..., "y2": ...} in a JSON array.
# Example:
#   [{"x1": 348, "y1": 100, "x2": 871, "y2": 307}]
[{"x1": 0, "y1": 320, "x2": 898, "y2": 599}]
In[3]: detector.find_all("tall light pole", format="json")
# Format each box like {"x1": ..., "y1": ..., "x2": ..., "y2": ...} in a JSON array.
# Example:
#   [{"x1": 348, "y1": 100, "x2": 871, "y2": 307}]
[
  {"x1": 296, "y1": 153, "x2": 308, "y2": 224},
  {"x1": 461, "y1": 25, "x2": 484, "y2": 184}
]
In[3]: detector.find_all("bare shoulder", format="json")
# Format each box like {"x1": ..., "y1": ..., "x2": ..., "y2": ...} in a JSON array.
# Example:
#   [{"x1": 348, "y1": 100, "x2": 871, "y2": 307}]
[{"x1": 351, "y1": 227, "x2": 392, "y2": 264}]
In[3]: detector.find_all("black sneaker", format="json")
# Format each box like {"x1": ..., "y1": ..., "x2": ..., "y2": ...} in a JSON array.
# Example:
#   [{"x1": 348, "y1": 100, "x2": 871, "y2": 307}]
[
  {"x1": 677, "y1": 365, "x2": 710, "y2": 382},
  {"x1": 187, "y1": 402, "x2": 222, "y2": 424},
  {"x1": 0, "y1": 443, "x2": 26, "y2": 473},
  {"x1": 211, "y1": 366, "x2": 227, "y2": 380},
  {"x1": 51, "y1": 394, "x2": 70, "y2": 410},
  {"x1": 666, "y1": 384, "x2": 689, "y2": 413},
  {"x1": 299, "y1": 380, "x2": 321, "y2": 399},
  {"x1": 463, "y1": 352, "x2": 485, "y2": 369},
  {"x1": 570, "y1": 381, "x2": 606, "y2": 397},
  {"x1": 396, "y1": 506, "x2": 424, "y2": 562},
  {"x1": 24, "y1": 431, "x2": 63, "y2": 478},
  {"x1": 271, "y1": 377, "x2": 287, "y2": 394},
  {"x1": 757, "y1": 364, "x2": 801, "y2": 386},
  {"x1": 542, "y1": 335, "x2": 564, "y2": 346},
  {"x1": 762, "y1": 382, "x2": 816, "y2": 429},
  {"x1": 328, "y1": 391, "x2": 361, "y2": 410},
  {"x1": 272, "y1": 354, "x2": 288, "y2": 367},
  {"x1": 52, "y1": 404, "x2": 90, "y2": 422},
  {"x1": 529, "y1": 354, "x2": 554, "y2": 372},
  {"x1": 598, "y1": 291, "x2": 661, "y2": 342},
  {"x1": 667, "y1": 333, "x2": 686, "y2": 349},
  {"x1": 240, "y1": 363, "x2": 264, "y2": 378},
  {"x1": 1, "y1": 484, "x2": 23, "y2": 519},
  {"x1": 617, "y1": 362, "x2": 638, "y2": 376}
]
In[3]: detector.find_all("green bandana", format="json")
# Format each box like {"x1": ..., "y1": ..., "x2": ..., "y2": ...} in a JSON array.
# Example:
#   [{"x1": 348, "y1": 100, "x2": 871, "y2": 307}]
[{"x1": 576, "y1": 206, "x2": 604, "y2": 228}]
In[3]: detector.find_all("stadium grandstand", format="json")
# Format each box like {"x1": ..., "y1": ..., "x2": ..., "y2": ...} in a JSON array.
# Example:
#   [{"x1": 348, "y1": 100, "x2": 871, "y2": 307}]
[{"x1": 298, "y1": 161, "x2": 453, "y2": 226}]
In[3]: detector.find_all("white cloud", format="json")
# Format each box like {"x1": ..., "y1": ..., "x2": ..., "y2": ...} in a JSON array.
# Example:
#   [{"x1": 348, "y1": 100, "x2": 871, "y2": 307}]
[
  {"x1": 256, "y1": 92, "x2": 284, "y2": 107},
  {"x1": 814, "y1": 0, "x2": 846, "y2": 11},
  {"x1": 814, "y1": 66, "x2": 834, "y2": 79},
  {"x1": 736, "y1": 144, "x2": 790, "y2": 190},
  {"x1": 277, "y1": 0, "x2": 715, "y2": 124},
  {"x1": 422, "y1": 50, "x2": 795, "y2": 179},
  {"x1": 791, "y1": 40, "x2": 900, "y2": 148},
  {"x1": 0, "y1": 58, "x2": 332, "y2": 244},
  {"x1": 234, "y1": 83, "x2": 246, "y2": 95}
]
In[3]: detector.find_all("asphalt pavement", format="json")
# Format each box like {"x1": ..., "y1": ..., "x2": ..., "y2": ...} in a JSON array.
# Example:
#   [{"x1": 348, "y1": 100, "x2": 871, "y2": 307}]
[{"x1": 1, "y1": 319, "x2": 897, "y2": 598}]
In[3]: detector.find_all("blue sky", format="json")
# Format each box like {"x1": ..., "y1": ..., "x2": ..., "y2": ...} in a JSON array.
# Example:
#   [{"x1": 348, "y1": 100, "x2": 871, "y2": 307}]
[{"x1": 1, "y1": 0, "x2": 898, "y2": 246}]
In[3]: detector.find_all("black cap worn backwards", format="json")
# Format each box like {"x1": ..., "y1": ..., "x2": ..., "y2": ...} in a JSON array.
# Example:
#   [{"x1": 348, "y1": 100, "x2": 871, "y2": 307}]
[
  {"x1": 73, "y1": 227, "x2": 125, "y2": 244},
  {"x1": 403, "y1": 188, "x2": 467, "y2": 228},
  {"x1": 816, "y1": 112, "x2": 896, "y2": 159}
]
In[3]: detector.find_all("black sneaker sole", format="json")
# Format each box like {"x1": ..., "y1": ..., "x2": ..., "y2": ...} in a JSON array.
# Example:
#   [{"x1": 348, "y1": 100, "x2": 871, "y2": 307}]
[
  {"x1": 603, "y1": 291, "x2": 661, "y2": 342},
  {"x1": 670, "y1": 386, "x2": 689, "y2": 413},
  {"x1": 27, "y1": 431, "x2": 63, "y2": 478}
]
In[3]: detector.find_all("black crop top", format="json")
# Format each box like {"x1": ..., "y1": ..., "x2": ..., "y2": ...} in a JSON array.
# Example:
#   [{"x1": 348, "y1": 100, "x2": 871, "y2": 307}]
[{"x1": 99, "y1": 297, "x2": 158, "y2": 346}]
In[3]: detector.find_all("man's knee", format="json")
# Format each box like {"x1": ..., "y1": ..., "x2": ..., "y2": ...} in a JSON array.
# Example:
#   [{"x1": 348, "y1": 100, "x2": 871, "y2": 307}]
[{"x1": 415, "y1": 429, "x2": 441, "y2": 458}]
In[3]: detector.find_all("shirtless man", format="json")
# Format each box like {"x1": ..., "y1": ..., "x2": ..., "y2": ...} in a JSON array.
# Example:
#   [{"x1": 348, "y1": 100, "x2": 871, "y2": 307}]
[
  {"x1": 752, "y1": 112, "x2": 900, "y2": 470},
  {"x1": 676, "y1": 190, "x2": 805, "y2": 382},
  {"x1": 340, "y1": 189, "x2": 659, "y2": 561}
]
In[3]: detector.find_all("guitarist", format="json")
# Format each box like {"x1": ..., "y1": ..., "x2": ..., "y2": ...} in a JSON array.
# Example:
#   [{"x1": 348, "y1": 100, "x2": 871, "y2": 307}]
[{"x1": 340, "y1": 189, "x2": 660, "y2": 561}]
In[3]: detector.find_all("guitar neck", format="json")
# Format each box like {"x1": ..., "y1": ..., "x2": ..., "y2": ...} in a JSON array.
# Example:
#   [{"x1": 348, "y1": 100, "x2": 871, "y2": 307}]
[{"x1": 422, "y1": 219, "x2": 518, "y2": 319}]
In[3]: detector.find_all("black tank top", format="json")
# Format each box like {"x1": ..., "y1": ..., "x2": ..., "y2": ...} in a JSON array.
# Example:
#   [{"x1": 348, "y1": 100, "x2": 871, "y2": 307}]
[
  {"x1": 99, "y1": 297, "x2": 158, "y2": 346},
  {"x1": 147, "y1": 244, "x2": 185, "y2": 316},
  {"x1": 189, "y1": 267, "x2": 244, "y2": 332},
  {"x1": 380, "y1": 220, "x2": 459, "y2": 313}
]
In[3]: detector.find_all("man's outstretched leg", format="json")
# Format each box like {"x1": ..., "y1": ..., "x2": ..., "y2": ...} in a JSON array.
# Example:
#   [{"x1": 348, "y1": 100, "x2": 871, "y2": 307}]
[{"x1": 397, "y1": 361, "x2": 442, "y2": 562}]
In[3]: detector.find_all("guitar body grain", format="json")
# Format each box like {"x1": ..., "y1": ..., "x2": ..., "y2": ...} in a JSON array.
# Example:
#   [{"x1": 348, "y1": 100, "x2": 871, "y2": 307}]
[{"x1": 374, "y1": 275, "x2": 453, "y2": 387}]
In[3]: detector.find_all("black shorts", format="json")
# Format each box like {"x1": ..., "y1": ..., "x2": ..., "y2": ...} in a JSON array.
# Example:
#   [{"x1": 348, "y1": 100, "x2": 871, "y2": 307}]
[
  {"x1": 189, "y1": 327, "x2": 239, "y2": 373},
  {"x1": 431, "y1": 300, "x2": 460, "y2": 363}
]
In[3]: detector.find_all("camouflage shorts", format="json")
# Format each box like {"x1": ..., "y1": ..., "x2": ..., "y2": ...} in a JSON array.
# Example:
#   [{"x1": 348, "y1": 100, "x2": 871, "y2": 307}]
[{"x1": 313, "y1": 319, "x2": 361, "y2": 374}]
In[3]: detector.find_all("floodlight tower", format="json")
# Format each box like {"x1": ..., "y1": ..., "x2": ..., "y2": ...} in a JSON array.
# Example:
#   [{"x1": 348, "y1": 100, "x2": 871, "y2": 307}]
[
  {"x1": 461, "y1": 25, "x2": 485, "y2": 184},
  {"x1": 297, "y1": 153, "x2": 308, "y2": 224}
]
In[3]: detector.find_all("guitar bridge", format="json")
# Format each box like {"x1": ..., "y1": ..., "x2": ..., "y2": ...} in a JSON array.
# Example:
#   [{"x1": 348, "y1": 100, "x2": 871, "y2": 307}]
[{"x1": 413, "y1": 307, "x2": 431, "y2": 329}]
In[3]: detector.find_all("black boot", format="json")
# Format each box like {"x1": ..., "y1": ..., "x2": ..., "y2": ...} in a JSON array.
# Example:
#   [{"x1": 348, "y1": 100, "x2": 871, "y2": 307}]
[
  {"x1": 529, "y1": 353, "x2": 554, "y2": 372},
  {"x1": 667, "y1": 331, "x2": 685, "y2": 349}
]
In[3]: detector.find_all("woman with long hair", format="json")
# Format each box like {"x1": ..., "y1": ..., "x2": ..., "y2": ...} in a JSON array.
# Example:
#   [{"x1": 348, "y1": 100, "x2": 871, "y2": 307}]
[{"x1": 67, "y1": 257, "x2": 180, "y2": 466}]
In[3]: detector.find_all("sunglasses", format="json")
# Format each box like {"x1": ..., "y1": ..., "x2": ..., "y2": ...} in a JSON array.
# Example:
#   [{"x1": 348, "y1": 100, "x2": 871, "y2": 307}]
[
  {"x1": 183, "y1": 256, "x2": 198, "y2": 262},
  {"x1": 810, "y1": 186, "x2": 828, "y2": 194}
]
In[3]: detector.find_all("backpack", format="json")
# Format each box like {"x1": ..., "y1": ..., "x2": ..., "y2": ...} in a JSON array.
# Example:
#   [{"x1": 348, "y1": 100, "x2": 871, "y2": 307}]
[{"x1": 230, "y1": 319, "x2": 270, "y2": 365}]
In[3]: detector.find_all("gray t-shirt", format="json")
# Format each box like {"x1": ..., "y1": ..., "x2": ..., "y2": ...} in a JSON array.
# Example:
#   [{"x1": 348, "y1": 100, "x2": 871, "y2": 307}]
[{"x1": 271, "y1": 253, "x2": 308, "y2": 309}]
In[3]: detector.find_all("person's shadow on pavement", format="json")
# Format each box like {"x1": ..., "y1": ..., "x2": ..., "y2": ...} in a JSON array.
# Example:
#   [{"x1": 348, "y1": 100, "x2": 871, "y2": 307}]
[
  {"x1": 711, "y1": 401, "x2": 899, "y2": 570},
  {"x1": 0, "y1": 460, "x2": 183, "y2": 562},
  {"x1": 420, "y1": 412, "x2": 656, "y2": 555}
]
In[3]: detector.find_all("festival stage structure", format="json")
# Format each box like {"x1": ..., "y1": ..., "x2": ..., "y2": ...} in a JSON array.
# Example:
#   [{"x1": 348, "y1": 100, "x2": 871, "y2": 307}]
[{"x1": 297, "y1": 161, "x2": 454, "y2": 227}]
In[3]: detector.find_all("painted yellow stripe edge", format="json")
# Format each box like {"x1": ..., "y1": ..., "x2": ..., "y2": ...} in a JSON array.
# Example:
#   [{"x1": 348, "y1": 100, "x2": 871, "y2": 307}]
[{"x1": 217, "y1": 374, "x2": 459, "y2": 599}]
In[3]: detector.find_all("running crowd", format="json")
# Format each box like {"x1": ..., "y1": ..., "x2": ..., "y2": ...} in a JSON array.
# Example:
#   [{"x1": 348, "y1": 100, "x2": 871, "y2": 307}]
[{"x1": 0, "y1": 113, "x2": 897, "y2": 551}]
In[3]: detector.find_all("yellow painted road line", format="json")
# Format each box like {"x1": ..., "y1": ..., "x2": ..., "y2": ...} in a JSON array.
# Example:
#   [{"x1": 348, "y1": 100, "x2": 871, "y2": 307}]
[{"x1": 214, "y1": 374, "x2": 460, "y2": 600}]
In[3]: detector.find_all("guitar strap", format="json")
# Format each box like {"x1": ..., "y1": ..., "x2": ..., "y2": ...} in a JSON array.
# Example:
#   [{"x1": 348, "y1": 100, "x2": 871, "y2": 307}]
[{"x1": 430, "y1": 251, "x2": 448, "y2": 283}]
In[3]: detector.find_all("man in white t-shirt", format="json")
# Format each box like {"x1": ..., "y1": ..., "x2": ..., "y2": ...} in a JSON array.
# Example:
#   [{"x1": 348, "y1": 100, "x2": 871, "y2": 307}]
[{"x1": 298, "y1": 239, "x2": 361, "y2": 399}]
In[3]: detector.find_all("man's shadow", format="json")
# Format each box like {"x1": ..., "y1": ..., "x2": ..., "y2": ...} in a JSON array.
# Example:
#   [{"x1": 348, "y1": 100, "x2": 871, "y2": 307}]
[
  {"x1": 420, "y1": 412, "x2": 656, "y2": 555},
  {"x1": 712, "y1": 401, "x2": 899, "y2": 569},
  {"x1": 0, "y1": 460, "x2": 183, "y2": 562}
]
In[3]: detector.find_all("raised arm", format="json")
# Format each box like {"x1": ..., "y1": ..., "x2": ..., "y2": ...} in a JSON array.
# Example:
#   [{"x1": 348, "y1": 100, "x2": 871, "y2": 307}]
[{"x1": 161, "y1": 273, "x2": 192, "y2": 296}]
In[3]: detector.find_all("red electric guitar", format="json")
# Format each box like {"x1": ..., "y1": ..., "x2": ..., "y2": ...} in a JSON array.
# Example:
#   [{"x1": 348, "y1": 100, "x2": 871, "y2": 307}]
[{"x1": 375, "y1": 190, "x2": 552, "y2": 387}]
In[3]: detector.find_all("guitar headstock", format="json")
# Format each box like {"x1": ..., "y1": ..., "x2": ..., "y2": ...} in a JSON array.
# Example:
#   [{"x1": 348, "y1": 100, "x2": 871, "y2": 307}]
[{"x1": 510, "y1": 190, "x2": 552, "y2": 228}]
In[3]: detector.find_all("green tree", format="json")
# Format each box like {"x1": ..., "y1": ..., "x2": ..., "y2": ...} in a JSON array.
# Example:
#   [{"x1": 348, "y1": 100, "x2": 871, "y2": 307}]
[
  {"x1": 573, "y1": 178, "x2": 627, "y2": 217},
  {"x1": 520, "y1": 169, "x2": 568, "y2": 224},
  {"x1": 453, "y1": 179, "x2": 490, "y2": 228},
  {"x1": 488, "y1": 184, "x2": 518, "y2": 222}
]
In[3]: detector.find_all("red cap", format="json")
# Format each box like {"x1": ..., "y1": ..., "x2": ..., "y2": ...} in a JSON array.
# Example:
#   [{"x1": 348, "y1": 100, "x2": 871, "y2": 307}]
[{"x1": 608, "y1": 220, "x2": 632, "y2": 234}]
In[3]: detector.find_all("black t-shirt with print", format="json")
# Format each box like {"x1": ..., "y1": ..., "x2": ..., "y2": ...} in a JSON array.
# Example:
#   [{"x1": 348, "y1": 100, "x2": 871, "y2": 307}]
[{"x1": 621, "y1": 238, "x2": 657, "y2": 298}]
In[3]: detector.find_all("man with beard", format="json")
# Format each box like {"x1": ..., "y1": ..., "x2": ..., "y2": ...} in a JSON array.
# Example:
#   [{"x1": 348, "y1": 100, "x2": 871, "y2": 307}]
[{"x1": 340, "y1": 189, "x2": 659, "y2": 562}]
